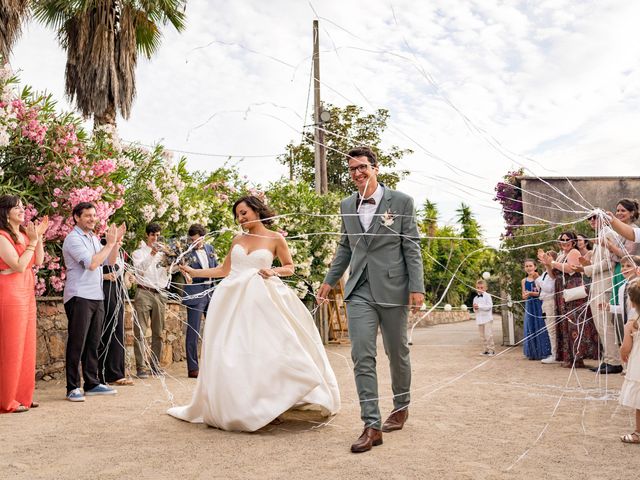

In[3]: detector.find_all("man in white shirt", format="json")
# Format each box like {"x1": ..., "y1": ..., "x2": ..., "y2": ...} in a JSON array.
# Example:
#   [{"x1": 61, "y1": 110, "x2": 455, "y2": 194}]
[
  {"x1": 131, "y1": 223, "x2": 171, "y2": 378},
  {"x1": 536, "y1": 251, "x2": 560, "y2": 364},
  {"x1": 473, "y1": 279, "x2": 494, "y2": 355}
]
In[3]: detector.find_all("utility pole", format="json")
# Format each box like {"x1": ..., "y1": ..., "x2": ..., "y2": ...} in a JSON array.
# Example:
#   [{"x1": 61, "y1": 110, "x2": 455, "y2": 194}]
[
  {"x1": 288, "y1": 145, "x2": 294, "y2": 181},
  {"x1": 313, "y1": 20, "x2": 328, "y2": 194}
]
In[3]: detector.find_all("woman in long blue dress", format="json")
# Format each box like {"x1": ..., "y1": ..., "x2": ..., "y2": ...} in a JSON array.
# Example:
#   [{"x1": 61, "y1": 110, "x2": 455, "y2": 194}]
[{"x1": 522, "y1": 259, "x2": 552, "y2": 360}]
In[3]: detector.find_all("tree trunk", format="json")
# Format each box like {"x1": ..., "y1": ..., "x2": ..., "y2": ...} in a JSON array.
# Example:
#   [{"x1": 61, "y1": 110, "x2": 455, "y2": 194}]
[{"x1": 93, "y1": 101, "x2": 117, "y2": 128}]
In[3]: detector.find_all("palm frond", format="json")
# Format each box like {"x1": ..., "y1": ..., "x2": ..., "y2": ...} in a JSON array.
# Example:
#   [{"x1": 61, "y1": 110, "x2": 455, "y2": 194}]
[
  {"x1": 34, "y1": 0, "x2": 186, "y2": 124},
  {"x1": 0, "y1": 0, "x2": 30, "y2": 59}
]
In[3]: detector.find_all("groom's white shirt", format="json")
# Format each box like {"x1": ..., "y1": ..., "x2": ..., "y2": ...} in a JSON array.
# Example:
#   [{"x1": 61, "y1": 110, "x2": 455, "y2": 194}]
[{"x1": 357, "y1": 184, "x2": 384, "y2": 232}]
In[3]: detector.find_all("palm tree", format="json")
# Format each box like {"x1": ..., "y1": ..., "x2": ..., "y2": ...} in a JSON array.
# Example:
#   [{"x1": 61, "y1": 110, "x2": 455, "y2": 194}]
[
  {"x1": 0, "y1": 0, "x2": 31, "y2": 61},
  {"x1": 33, "y1": 0, "x2": 186, "y2": 126},
  {"x1": 420, "y1": 198, "x2": 439, "y2": 239}
]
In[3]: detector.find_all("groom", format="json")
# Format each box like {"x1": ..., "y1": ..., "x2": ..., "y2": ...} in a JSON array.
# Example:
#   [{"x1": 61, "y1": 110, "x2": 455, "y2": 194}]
[{"x1": 317, "y1": 146, "x2": 424, "y2": 453}]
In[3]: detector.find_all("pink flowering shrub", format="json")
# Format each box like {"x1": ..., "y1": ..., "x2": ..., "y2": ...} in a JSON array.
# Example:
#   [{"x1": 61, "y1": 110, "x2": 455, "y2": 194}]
[
  {"x1": 1, "y1": 70, "x2": 126, "y2": 295},
  {"x1": 1, "y1": 67, "x2": 340, "y2": 303}
]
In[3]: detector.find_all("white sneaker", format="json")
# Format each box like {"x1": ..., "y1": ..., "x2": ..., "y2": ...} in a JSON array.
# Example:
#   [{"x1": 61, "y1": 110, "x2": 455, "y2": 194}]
[
  {"x1": 541, "y1": 355, "x2": 559, "y2": 364},
  {"x1": 66, "y1": 388, "x2": 85, "y2": 402}
]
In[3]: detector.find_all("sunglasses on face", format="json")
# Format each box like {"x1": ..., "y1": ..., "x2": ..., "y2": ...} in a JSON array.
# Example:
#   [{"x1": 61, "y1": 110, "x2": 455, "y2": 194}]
[{"x1": 558, "y1": 237, "x2": 571, "y2": 242}]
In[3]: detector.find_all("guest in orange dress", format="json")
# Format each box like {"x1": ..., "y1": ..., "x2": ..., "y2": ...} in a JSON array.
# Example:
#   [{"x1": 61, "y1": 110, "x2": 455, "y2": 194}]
[{"x1": 0, "y1": 195, "x2": 48, "y2": 413}]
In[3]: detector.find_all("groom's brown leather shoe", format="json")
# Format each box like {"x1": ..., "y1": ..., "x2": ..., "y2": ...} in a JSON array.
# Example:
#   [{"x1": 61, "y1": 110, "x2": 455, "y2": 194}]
[
  {"x1": 381, "y1": 408, "x2": 408, "y2": 432},
  {"x1": 350, "y1": 427, "x2": 383, "y2": 453}
]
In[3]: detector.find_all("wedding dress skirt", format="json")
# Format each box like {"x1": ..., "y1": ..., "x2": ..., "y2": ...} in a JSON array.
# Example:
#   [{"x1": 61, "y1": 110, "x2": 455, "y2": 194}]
[{"x1": 167, "y1": 244, "x2": 340, "y2": 431}]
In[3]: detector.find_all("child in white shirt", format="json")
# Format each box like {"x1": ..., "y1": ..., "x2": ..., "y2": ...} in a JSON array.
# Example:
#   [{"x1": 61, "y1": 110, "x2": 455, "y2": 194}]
[
  {"x1": 473, "y1": 279, "x2": 494, "y2": 356},
  {"x1": 536, "y1": 250, "x2": 560, "y2": 364}
]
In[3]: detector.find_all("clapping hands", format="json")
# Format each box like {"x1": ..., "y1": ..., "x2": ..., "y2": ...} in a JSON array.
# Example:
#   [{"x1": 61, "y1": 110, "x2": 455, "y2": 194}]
[
  {"x1": 105, "y1": 222, "x2": 126, "y2": 247},
  {"x1": 116, "y1": 222, "x2": 126, "y2": 243},
  {"x1": 537, "y1": 248, "x2": 552, "y2": 266},
  {"x1": 25, "y1": 222, "x2": 38, "y2": 243},
  {"x1": 35, "y1": 216, "x2": 49, "y2": 238}
]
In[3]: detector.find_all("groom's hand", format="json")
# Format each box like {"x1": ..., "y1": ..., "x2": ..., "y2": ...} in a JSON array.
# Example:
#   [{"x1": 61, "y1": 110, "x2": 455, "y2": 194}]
[
  {"x1": 316, "y1": 283, "x2": 332, "y2": 304},
  {"x1": 409, "y1": 292, "x2": 425, "y2": 314}
]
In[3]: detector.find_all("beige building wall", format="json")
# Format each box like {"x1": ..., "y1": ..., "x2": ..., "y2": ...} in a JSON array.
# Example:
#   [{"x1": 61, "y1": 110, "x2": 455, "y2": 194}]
[{"x1": 519, "y1": 176, "x2": 640, "y2": 225}]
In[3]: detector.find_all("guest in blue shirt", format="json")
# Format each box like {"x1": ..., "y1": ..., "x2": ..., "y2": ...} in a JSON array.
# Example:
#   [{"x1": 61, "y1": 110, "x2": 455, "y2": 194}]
[{"x1": 62, "y1": 202, "x2": 125, "y2": 402}]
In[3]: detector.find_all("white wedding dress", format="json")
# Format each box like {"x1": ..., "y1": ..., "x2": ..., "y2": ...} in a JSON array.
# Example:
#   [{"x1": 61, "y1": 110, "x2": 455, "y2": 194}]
[{"x1": 167, "y1": 244, "x2": 340, "y2": 431}]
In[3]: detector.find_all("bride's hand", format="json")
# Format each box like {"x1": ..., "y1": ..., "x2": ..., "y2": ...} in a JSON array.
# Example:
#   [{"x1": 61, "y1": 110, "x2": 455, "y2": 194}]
[
  {"x1": 258, "y1": 268, "x2": 278, "y2": 279},
  {"x1": 180, "y1": 264, "x2": 195, "y2": 277}
]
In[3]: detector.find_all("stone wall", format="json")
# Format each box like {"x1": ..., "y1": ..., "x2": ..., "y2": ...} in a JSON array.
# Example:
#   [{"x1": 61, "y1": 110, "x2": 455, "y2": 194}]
[
  {"x1": 519, "y1": 176, "x2": 640, "y2": 225},
  {"x1": 36, "y1": 299, "x2": 471, "y2": 379},
  {"x1": 36, "y1": 297, "x2": 189, "y2": 380},
  {"x1": 409, "y1": 309, "x2": 471, "y2": 327}
]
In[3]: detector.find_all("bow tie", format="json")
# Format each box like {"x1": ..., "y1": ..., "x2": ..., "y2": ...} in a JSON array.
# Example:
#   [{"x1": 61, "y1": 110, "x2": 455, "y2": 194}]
[
  {"x1": 358, "y1": 196, "x2": 376, "y2": 205},
  {"x1": 477, "y1": 294, "x2": 484, "y2": 298}
]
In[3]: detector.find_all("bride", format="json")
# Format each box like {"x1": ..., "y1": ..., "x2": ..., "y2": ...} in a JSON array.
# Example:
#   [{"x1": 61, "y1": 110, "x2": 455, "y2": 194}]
[{"x1": 167, "y1": 195, "x2": 340, "y2": 431}]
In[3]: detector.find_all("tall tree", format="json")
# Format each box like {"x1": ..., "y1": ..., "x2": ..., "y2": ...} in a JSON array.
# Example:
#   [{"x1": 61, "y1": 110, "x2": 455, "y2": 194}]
[
  {"x1": 33, "y1": 0, "x2": 186, "y2": 126},
  {"x1": 280, "y1": 104, "x2": 411, "y2": 196},
  {"x1": 0, "y1": 0, "x2": 30, "y2": 61},
  {"x1": 419, "y1": 198, "x2": 439, "y2": 239}
]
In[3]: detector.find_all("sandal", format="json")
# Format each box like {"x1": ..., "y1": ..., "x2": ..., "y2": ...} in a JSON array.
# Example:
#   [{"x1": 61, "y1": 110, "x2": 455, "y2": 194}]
[
  {"x1": 30, "y1": 402, "x2": 39, "y2": 408},
  {"x1": 13, "y1": 405, "x2": 29, "y2": 413},
  {"x1": 111, "y1": 378, "x2": 134, "y2": 386},
  {"x1": 621, "y1": 431, "x2": 640, "y2": 444}
]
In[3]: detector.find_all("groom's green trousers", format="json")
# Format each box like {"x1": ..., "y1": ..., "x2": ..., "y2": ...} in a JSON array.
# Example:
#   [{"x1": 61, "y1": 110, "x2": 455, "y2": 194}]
[{"x1": 346, "y1": 278, "x2": 411, "y2": 430}]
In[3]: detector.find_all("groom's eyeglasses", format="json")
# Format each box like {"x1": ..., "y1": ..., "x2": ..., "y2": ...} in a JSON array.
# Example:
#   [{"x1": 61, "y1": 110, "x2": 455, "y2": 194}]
[{"x1": 348, "y1": 164, "x2": 370, "y2": 174}]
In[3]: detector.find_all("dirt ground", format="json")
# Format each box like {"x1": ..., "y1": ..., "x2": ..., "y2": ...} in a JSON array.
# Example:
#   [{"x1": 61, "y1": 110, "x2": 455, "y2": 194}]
[{"x1": 1, "y1": 318, "x2": 637, "y2": 480}]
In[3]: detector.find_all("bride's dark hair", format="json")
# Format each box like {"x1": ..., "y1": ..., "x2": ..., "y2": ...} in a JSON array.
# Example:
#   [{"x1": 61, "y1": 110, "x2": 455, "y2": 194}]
[{"x1": 232, "y1": 195, "x2": 276, "y2": 226}]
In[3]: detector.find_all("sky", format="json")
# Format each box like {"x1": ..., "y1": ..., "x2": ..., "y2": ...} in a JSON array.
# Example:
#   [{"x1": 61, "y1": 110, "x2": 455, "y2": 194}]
[{"x1": 9, "y1": 0, "x2": 640, "y2": 245}]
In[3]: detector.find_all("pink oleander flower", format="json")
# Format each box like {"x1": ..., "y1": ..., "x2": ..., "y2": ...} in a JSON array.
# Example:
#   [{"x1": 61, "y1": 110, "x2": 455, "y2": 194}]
[
  {"x1": 23, "y1": 204, "x2": 38, "y2": 224},
  {"x1": 67, "y1": 186, "x2": 104, "y2": 207},
  {"x1": 34, "y1": 277, "x2": 46, "y2": 296},
  {"x1": 49, "y1": 275, "x2": 65, "y2": 292},
  {"x1": 44, "y1": 215, "x2": 66, "y2": 241}
]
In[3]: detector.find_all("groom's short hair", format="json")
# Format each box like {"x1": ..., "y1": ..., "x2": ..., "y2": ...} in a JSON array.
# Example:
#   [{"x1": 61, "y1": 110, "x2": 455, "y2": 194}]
[{"x1": 347, "y1": 146, "x2": 377, "y2": 166}]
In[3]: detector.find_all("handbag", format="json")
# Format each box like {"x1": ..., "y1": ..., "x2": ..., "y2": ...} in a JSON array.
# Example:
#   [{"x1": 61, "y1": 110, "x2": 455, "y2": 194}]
[{"x1": 563, "y1": 285, "x2": 588, "y2": 302}]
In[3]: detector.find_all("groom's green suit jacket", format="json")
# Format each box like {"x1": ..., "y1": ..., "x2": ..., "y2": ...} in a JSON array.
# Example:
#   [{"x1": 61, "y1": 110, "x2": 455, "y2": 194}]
[{"x1": 324, "y1": 186, "x2": 425, "y2": 307}]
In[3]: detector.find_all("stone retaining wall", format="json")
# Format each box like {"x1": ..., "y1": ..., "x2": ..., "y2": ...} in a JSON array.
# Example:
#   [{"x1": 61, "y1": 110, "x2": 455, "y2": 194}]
[
  {"x1": 409, "y1": 310, "x2": 471, "y2": 327},
  {"x1": 36, "y1": 297, "x2": 189, "y2": 380},
  {"x1": 36, "y1": 298, "x2": 471, "y2": 380}
]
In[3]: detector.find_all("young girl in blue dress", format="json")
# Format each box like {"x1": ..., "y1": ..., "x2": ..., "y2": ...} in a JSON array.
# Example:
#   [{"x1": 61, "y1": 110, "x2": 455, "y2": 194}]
[{"x1": 522, "y1": 259, "x2": 552, "y2": 360}]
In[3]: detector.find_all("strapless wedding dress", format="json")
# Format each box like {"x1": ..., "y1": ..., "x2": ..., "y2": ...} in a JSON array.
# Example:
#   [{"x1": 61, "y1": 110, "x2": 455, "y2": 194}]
[{"x1": 167, "y1": 244, "x2": 340, "y2": 431}]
